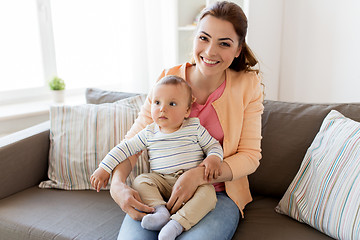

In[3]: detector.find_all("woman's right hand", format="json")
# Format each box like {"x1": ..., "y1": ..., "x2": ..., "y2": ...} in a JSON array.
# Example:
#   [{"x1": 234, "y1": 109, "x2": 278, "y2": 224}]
[
  {"x1": 110, "y1": 181, "x2": 154, "y2": 221},
  {"x1": 109, "y1": 158, "x2": 154, "y2": 221}
]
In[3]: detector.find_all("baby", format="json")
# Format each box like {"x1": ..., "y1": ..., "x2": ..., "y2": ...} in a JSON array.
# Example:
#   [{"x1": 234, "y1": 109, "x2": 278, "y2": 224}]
[{"x1": 91, "y1": 75, "x2": 223, "y2": 240}]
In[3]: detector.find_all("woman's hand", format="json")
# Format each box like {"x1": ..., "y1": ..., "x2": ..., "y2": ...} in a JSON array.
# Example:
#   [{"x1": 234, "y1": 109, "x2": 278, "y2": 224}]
[
  {"x1": 166, "y1": 161, "x2": 233, "y2": 214},
  {"x1": 110, "y1": 181, "x2": 154, "y2": 221},
  {"x1": 110, "y1": 158, "x2": 154, "y2": 221},
  {"x1": 166, "y1": 167, "x2": 203, "y2": 214}
]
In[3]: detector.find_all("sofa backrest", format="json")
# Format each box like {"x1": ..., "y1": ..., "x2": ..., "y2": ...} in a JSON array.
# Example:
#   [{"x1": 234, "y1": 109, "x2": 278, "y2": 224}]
[
  {"x1": 249, "y1": 100, "x2": 360, "y2": 198},
  {"x1": 85, "y1": 88, "x2": 139, "y2": 104},
  {"x1": 0, "y1": 121, "x2": 50, "y2": 199}
]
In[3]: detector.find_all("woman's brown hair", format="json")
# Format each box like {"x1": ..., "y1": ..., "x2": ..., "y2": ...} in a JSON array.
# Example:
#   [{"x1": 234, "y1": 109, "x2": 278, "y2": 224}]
[{"x1": 196, "y1": 1, "x2": 259, "y2": 73}]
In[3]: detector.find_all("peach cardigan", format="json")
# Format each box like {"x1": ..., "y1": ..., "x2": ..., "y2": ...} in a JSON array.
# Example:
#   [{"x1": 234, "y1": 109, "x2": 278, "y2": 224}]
[{"x1": 126, "y1": 63, "x2": 264, "y2": 215}]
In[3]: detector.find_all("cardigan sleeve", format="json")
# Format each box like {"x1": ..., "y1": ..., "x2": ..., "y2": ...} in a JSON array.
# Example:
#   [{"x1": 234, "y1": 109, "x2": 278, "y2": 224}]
[{"x1": 223, "y1": 73, "x2": 264, "y2": 180}]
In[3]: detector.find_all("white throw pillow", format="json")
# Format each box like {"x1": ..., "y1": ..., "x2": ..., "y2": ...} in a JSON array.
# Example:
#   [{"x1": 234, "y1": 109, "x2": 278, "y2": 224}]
[
  {"x1": 276, "y1": 110, "x2": 360, "y2": 240},
  {"x1": 39, "y1": 94, "x2": 149, "y2": 190}
]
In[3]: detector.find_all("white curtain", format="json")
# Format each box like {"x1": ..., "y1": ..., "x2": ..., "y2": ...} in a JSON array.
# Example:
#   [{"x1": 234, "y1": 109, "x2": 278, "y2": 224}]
[
  {"x1": 0, "y1": 0, "x2": 44, "y2": 92},
  {"x1": 51, "y1": 0, "x2": 176, "y2": 94}
]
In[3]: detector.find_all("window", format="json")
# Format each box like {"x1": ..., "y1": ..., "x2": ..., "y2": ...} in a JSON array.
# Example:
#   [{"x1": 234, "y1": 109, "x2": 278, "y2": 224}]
[
  {"x1": 0, "y1": 0, "x2": 175, "y2": 105},
  {"x1": 51, "y1": 0, "x2": 130, "y2": 90},
  {"x1": 0, "y1": 0, "x2": 44, "y2": 92}
]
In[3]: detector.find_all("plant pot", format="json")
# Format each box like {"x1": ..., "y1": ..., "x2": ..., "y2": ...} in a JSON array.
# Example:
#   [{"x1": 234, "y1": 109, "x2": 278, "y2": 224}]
[{"x1": 52, "y1": 90, "x2": 65, "y2": 104}]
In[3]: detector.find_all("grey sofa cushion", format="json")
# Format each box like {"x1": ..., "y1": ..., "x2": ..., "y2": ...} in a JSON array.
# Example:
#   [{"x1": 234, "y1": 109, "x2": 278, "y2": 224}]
[
  {"x1": 234, "y1": 196, "x2": 333, "y2": 239},
  {"x1": 86, "y1": 88, "x2": 139, "y2": 104},
  {"x1": 0, "y1": 187, "x2": 125, "y2": 240},
  {"x1": 249, "y1": 100, "x2": 360, "y2": 198}
]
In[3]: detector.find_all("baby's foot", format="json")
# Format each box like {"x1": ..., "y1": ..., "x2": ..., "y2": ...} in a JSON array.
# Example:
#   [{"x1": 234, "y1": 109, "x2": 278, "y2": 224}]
[
  {"x1": 141, "y1": 205, "x2": 170, "y2": 231},
  {"x1": 158, "y1": 219, "x2": 184, "y2": 240}
]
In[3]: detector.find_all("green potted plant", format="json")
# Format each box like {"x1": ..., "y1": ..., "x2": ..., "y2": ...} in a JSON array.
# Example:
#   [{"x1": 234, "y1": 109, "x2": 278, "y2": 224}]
[{"x1": 49, "y1": 76, "x2": 66, "y2": 103}]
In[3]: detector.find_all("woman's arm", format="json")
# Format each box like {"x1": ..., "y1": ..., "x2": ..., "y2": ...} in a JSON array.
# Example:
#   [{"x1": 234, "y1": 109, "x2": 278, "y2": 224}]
[
  {"x1": 110, "y1": 92, "x2": 155, "y2": 220},
  {"x1": 166, "y1": 161, "x2": 233, "y2": 214},
  {"x1": 222, "y1": 73, "x2": 264, "y2": 180}
]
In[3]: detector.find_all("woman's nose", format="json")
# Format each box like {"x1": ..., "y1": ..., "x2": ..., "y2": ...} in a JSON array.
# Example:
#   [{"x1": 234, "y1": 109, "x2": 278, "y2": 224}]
[{"x1": 205, "y1": 42, "x2": 216, "y2": 56}]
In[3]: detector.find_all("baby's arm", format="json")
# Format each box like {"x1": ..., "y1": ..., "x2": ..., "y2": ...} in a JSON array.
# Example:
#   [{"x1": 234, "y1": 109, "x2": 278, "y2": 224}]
[
  {"x1": 199, "y1": 155, "x2": 222, "y2": 182},
  {"x1": 90, "y1": 167, "x2": 110, "y2": 192},
  {"x1": 90, "y1": 128, "x2": 148, "y2": 192},
  {"x1": 196, "y1": 122, "x2": 224, "y2": 182}
]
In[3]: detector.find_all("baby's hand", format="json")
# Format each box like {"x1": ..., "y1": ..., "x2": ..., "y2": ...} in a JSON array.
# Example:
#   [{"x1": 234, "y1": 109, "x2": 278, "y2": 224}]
[
  {"x1": 199, "y1": 155, "x2": 222, "y2": 182},
  {"x1": 90, "y1": 167, "x2": 110, "y2": 192}
]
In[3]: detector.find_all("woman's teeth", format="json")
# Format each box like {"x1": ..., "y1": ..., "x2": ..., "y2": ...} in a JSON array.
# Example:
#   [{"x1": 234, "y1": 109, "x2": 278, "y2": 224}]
[{"x1": 202, "y1": 57, "x2": 218, "y2": 65}]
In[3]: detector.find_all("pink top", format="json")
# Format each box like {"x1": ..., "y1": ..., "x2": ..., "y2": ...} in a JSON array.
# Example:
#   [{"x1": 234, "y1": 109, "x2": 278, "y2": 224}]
[{"x1": 189, "y1": 80, "x2": 226, "y2": 192}]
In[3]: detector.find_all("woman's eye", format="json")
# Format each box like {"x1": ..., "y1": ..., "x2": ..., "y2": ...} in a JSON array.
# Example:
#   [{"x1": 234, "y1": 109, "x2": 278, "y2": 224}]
[
  {"x1": 169, "y1": 102, "x2": 177, "y2": 106},
  {"x1": 220, "y1": 42, "x2": 231, "y2": 47},
  {"x1": 199, "y1": 36, "x2": 208, "y2": 41}
]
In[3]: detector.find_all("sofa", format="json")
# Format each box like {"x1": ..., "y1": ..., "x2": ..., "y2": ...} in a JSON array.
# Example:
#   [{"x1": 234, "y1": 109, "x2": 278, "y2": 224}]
[{"x1": 1, "y1": 92, "x2": 360, "y2": 240}]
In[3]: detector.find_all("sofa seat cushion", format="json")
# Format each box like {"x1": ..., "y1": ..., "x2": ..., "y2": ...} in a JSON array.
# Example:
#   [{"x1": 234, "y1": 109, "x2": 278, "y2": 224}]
[
  {"x1": 233, "y1": 196, "x2": 333, "y2": 240},
  {"x1": 0, "y1": 187, "x2": 125, "y2": 240}
]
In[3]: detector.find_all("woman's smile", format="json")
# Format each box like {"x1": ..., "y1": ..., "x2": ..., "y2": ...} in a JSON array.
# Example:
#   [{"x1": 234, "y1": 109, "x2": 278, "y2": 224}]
[{"x1": 201, "y1": 56, "x2": 220, "y2": 66}]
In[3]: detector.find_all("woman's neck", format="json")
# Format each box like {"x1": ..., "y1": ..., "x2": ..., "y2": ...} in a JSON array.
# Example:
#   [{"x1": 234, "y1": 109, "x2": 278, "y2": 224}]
[{"x1": 188, "y1": 66, "x2": 226, "y2": 104}]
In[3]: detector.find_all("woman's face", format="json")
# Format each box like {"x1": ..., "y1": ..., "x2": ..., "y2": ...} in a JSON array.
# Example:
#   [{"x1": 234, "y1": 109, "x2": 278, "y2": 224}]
[{"x1": 193, "y1": 15, "x2": 241, "y2": 77}]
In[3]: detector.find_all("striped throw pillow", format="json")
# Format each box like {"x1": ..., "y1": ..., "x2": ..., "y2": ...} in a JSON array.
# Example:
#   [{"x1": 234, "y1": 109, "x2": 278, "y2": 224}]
[
  {"x1": 39, "y1": 94, "x2": 149, "y2": 190},
  {"x1": 276, "y1": 110, "x2": 360, "y2": 240}
]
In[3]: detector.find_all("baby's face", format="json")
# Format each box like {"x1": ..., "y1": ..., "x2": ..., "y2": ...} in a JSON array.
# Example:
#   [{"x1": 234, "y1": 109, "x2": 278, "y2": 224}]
[{"x1": 151, "y1": 84, "x2": 191, "y2": 133}]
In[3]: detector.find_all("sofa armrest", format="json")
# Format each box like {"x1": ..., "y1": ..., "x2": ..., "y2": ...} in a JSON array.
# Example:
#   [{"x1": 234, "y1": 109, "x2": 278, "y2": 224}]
[{"x1": 0, "y1": 121, "x2": 50, "y2": 199}]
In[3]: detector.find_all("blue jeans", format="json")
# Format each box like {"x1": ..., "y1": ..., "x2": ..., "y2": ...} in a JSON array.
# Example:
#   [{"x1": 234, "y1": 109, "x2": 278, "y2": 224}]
[{"x1": 117, "y1": 192, "x2": 240, "y2": 240}]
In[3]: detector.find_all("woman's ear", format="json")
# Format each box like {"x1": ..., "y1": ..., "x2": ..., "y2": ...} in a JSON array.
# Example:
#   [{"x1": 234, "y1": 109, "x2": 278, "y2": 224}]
[{"x1": 235, "y1": 44, "x2": 242, "y2": 58}]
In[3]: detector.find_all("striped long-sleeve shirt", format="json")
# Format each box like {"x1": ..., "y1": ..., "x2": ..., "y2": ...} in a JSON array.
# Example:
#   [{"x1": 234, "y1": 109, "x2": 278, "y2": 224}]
[{"x1": 100, "y1": 117, "x2": 223, "y2": 174}]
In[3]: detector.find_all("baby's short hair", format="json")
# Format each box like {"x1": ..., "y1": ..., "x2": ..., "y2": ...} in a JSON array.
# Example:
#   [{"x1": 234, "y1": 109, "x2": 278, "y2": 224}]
[{"x1": 156, "y1": 75, "x2": 193, "y2": 107}]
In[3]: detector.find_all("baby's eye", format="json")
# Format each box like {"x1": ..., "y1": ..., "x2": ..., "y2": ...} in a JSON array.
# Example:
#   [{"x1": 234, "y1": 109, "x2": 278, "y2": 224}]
[
  {"x1": 154, "y1": 100, "x2": 160, "y2": 105},
  {"x1": 169, "y1": 102, "x2": 177, "y2": 106}
]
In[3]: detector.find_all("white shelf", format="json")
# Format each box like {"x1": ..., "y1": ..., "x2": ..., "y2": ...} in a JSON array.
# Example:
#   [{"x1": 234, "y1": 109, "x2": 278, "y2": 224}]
[
  {"x1": 175, "y1": 0, "x2": 206, "y2": 64},
  {"x1": 178, "y1": 25, "x2": 197, "y2": 31}
]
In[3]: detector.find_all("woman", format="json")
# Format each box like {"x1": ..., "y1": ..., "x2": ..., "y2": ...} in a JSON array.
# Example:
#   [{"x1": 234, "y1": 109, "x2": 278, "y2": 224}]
[{"x1": 111, "y1": 1, "x2": 264, "y2": 239}]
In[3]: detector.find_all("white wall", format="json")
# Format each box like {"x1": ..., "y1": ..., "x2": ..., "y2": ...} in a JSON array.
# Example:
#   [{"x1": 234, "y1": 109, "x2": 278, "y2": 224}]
[
  {"x1": 247, "y1": 0, "x2": 284, "y2": 101},
  {"x1": 248, "y1": 0, "x2": 360, "y2": 103}
]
